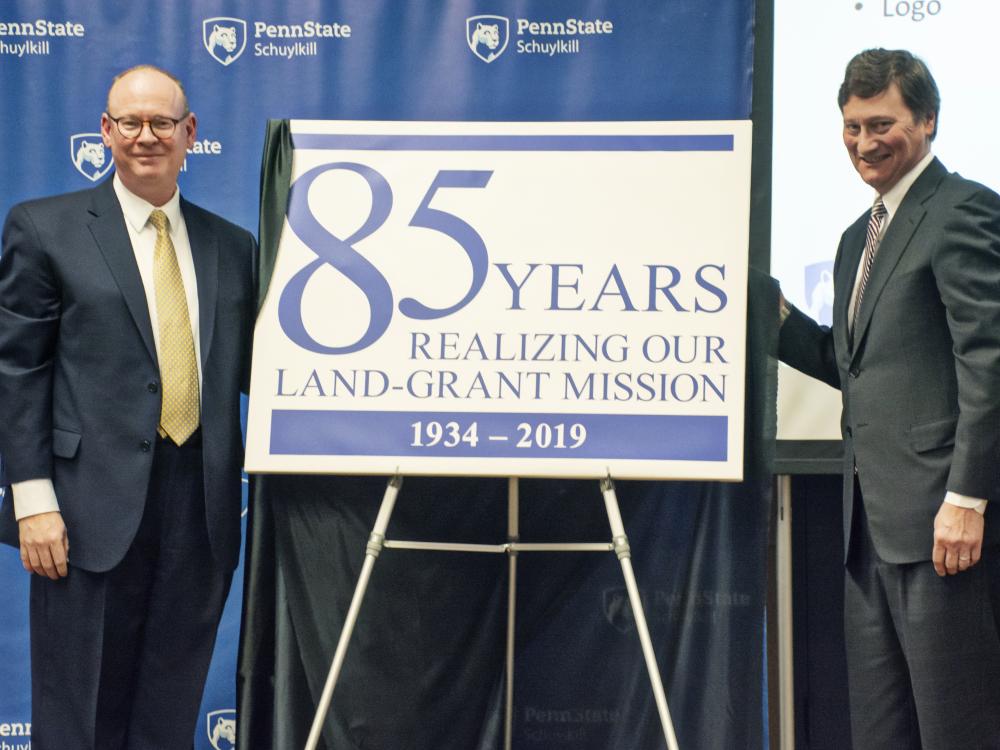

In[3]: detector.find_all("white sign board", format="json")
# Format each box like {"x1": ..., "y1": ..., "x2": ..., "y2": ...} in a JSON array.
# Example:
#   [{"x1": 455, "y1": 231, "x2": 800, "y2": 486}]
[{"x1": 246, "y1": 120, "x2": 751, "y2": 479}]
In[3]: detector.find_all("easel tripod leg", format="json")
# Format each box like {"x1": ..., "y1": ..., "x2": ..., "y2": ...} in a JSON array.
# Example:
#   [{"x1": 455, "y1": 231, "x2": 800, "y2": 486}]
[
  {"x1": 304, "y1": 475, "x2": 403, "y2": 750},
  {"x1": 600, "y1": 477, "x2": 680, "y2": 750},
  {"x1": 504, "y1": 477, "x2": 519, "y2": 750}
]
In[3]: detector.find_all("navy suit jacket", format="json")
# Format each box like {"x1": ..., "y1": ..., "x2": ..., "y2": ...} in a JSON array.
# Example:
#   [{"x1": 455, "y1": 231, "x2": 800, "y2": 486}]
[
  {"x1": 780, "y1": 158, "x2": 1000, "y2": 563},
  {"x1": 0, "y1": 178, "x2": 256, "y2": 573}
]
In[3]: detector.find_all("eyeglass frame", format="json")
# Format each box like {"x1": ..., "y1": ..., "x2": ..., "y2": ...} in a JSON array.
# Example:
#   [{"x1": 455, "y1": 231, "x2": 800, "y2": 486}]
[{"x1": 104, "y1": 111, "x2": 191, "y2": 140}]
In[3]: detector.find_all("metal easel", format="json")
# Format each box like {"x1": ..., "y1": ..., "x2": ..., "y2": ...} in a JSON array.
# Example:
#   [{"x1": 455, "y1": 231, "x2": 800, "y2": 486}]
[{"x1": 304, "y1": 474, "x2": 680, "y2": 750}]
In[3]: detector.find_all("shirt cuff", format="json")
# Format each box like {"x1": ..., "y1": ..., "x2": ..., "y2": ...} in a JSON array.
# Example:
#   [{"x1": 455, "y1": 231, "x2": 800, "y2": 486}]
[
  {"x1": 10, "y1": 478, "x2": 60, "y2": 520},
  {"x1": 779, "y1": 295, "x2": 791, "y2": 324},
  {"x1": 944, "y1": 491, "x2": 987, "y2": 515}
]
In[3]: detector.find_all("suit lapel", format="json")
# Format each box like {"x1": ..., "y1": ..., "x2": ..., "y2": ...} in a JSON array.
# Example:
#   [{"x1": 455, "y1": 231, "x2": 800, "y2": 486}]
[
  {"x1": 850, "y1": 158, "x2": 945, "y2": 356},
  {"x1": 182, "y1": 199, "x2": 219, "y2": 369},
  {"x1": 834, "y1": 215, "x2": 867, "y2": 362},
  {"x1": 86, "y1": 179, "x2": 158, "y2": 364}
]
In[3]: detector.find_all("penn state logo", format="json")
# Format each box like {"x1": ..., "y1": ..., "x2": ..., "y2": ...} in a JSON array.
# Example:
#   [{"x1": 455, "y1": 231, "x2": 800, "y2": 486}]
[
  {"x1": 69, "y1": 133, "x2": 112, "y2": 182},
  {"x1": 602, "y1": 587, "x2": 636, "y2": 634},
  {"x1": 804, "y1": 260, "x2": 835, "y2": 326},
  {"x1": 466, "y1": 15, "x2": 509, "y2": 63},
  {"x1": 206, "y1": 708, "x2": 236, "y2": 750},
  {"x1": 203, "y1": 17, "x2": 247, "y2": 66}
]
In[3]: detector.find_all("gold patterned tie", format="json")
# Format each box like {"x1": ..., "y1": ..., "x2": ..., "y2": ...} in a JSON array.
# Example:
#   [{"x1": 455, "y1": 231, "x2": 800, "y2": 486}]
[{"x1": 149, "y1": 209, "x2": 200, "y2": 444}]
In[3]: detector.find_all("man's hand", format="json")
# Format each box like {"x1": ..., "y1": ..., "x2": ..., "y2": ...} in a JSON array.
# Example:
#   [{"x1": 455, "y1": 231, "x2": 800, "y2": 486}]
[
  {"x1": 932, "y1": 501, "x2": 984, "y2": 576},
  {"x1": 779, "y1": 291, "x2": 791, "y2": 324},
  {"x1": 19, "y1": 511, "x2": 69, "y2": 579}
]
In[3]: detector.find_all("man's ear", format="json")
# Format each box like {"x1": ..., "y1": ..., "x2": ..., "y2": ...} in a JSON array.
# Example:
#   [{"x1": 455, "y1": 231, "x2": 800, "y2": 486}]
[
  {"x1": 100, "y1": 113, "x2": 113, "y2": 147},
  {"x1": 184, "y1": 112, "x2": 198, "y2": 149}
]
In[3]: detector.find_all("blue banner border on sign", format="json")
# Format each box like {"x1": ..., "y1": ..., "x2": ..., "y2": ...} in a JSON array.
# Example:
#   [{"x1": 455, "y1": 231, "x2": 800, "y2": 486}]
[
  {"x1": 270, "y1": 410, "x2": 728, "y2": 461},
  {"x1": 291, "y1": 133, "x2": 735, "y2": 151}
]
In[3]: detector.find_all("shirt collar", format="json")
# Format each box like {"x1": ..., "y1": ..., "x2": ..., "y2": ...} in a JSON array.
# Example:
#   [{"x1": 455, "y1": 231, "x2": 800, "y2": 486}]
[
  {"x1": 112, "y1": 172, "x2": 183, "y2": 233},
  {"x1": 879, "y1": 151, "x2": 934, "y2": 219}
]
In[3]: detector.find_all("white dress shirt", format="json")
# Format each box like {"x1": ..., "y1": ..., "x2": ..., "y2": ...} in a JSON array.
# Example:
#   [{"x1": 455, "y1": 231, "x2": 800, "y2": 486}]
[
  {"x1": 11, "y1": 175, "x2": 201, "y2": 520},
  {"x1": 847, "y1": 151, "x2": 934, "y2": 324}
]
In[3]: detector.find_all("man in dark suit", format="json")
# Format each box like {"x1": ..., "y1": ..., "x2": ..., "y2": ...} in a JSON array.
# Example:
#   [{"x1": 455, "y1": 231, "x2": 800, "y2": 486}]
[
  {"x1": 779, "y1": 48, "x2": 1000, "y2": 748},
  {"x1": 0, "y1": 65, "x2": 255, "y2": 748}
]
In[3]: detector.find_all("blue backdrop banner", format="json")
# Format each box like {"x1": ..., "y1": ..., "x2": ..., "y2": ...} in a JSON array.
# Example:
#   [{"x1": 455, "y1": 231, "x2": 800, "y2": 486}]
[{"x1": 0, "y1": 2, "x2": 758, "y2": 748}]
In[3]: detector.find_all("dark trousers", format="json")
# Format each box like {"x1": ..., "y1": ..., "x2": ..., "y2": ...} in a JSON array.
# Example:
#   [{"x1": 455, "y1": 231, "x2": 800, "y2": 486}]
[
  {"x1": 29, "y1": 433, "x2": 231, "y2": 750},
  {"x1": 845, "y1": 492, "x2": 1000, "y2": 750}
]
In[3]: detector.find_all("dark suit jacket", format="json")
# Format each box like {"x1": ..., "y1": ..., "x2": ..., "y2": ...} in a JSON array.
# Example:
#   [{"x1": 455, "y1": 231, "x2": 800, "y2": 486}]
[
  {"x1": 780, "y1": 158, "x2": 1000, "y2": 563},
  {"x1": 0, "y1": 178, "x2": 256, "y2": 573}
]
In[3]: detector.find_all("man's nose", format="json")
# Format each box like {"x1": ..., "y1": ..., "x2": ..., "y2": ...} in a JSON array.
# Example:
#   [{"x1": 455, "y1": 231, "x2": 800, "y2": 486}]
[
  {"x1": 136, "y1": 122, "x2": 159, "y2": 143},
  {"x1": 856, "y1": 129, "x2": 879, "y2": 153}
]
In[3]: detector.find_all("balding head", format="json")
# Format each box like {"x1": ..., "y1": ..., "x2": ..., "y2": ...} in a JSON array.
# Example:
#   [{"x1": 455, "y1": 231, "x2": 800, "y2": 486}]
[
  {"x1": 101, "y1": 65, "x2": 196, "y2": 206},
  {"x1": 106, "y1": 64, "x2": 188, "y2": 116}
]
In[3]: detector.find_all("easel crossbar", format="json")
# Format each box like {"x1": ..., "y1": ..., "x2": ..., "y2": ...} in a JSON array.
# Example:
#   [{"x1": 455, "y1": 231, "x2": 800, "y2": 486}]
[{"x1": 382, "y1": 540, "x2": 613, "y2": 553}]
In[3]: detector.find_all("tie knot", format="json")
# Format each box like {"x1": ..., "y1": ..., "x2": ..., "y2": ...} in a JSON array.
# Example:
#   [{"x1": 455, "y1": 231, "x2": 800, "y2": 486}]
[
  {"x1": 872, "y1": 198, "x2": 887, "y2": 221},
  {"x1": 148, "y1": 209, "x2": 169, "y2": 234}
]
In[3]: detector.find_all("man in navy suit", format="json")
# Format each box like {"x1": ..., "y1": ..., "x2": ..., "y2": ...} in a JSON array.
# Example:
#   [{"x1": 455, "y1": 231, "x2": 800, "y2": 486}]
[
  {"x1": 0, "y1": 65, "x2": 255, "y2": 748},
  {"x1": 780, "y1": 49, "x2": 1000, "y2": 748}
]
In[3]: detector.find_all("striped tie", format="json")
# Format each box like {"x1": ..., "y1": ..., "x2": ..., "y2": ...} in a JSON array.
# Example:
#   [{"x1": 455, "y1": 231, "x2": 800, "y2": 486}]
[
  {"x1": 851, "y1": 197, "x2": 887, "y2": 331},
  {"x1": 149, "y1": 209, "x2": 200, "y2": 444}
]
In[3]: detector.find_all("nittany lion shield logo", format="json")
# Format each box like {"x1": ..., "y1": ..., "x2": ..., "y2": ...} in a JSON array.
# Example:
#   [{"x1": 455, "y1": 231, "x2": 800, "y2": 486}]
[
  {"x1": 203, "y1": 17, "x2": 247, "y2": 66},
  {"x1": 466, "y1": 15, "x2": 509, "y2": 63},
  {"x1": 603, "y1": 587, "x2": 637, "y2": 634},
  {"x1": 69, "y1": 133, "x2": 112, "y2": 182},
  {"x1": 804, "y1": 260, "x2": 835, "y2": 327},
  {"x1": 206, "y1": 708, "x2": 236, "y2": 750}
]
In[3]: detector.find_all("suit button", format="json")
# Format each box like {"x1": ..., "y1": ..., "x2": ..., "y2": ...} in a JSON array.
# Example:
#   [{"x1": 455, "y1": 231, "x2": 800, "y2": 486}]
[
  {"x1": 147, "y1": 382, "x2": 158, "y2": 393},
  {"x1": 140, "y1": 439, "x2": 151, "y2": 452}
]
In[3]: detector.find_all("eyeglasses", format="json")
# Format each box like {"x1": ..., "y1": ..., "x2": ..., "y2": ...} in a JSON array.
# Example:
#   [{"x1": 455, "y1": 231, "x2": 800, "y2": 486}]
[{"x1": 105, "y1": 112, "x2": 189, "y2": 140}]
